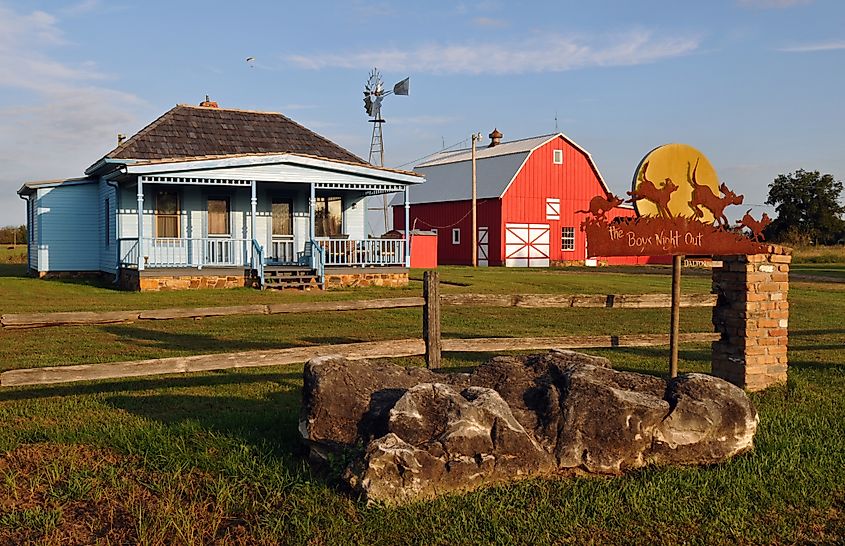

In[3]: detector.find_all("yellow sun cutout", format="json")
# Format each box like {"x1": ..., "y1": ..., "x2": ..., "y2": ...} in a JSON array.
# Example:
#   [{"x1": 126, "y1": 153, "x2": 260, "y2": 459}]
[{"x1": 631, "y1": 144, "x2": 721, "y2": 224}]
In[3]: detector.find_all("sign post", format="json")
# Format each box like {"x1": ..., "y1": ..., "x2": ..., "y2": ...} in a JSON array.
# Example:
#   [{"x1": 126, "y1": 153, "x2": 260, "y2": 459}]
[{"x1": 669, "y1": 254, "x2": 682, "y2": 377}]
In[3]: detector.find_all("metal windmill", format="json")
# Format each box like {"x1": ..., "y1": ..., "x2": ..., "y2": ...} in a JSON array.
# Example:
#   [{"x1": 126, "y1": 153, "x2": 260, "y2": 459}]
[{"x1": 363, "y1": 68, "x2": 409, "y2": 232}]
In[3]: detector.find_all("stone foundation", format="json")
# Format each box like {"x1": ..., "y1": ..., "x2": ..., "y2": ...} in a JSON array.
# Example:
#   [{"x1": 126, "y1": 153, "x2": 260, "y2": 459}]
[
  {"x1": 712, "y1": 245, "x2": 791, "y2": 391},
  {"x1": 119, "y1": 268, "x2": 255, "y2": 292},
  {"x1": 324, "y1": 271, "x2": 408, "y2": 289}
]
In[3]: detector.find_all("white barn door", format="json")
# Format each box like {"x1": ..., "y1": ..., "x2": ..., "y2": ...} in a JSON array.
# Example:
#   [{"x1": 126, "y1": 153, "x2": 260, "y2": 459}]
[
  {"x1": 505, "y1": 223, "x2": 550, "y2": 267},
  {"x1": 477, "y1": 226, "x2": 489, "y2": 266}
]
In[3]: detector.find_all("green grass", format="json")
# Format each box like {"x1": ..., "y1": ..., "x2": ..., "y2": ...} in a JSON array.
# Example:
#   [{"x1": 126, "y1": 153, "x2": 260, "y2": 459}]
[{"x1": 0, "y1": 265, "x2": 843, "y2": 544}]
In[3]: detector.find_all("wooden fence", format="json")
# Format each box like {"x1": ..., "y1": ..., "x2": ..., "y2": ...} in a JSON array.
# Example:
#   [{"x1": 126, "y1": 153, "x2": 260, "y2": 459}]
[
  {"x1": 0, "y1": 294, "x2": 715, "y2": 329},
  {"x1": 0, "y1": 273, "x2": 720, "y2": 387},
  {"x1": 0, "y1": 333, "x2": 720, "y2": 388}
]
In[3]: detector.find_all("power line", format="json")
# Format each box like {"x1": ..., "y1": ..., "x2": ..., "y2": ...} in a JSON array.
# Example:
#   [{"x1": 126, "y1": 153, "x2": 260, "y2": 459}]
[{"x1": 394, "y1": 138, "x2": 470, "y2": 169}]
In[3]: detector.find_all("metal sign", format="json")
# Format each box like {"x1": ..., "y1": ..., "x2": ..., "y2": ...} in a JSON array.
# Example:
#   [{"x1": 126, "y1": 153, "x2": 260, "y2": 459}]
[{"x1": 585, "y1": 144, "x2": 771, "y2": 257}]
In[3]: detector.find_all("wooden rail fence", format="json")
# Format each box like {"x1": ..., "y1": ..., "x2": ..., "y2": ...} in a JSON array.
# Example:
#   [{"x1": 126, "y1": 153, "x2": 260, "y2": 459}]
[
  {"x1": 0, "y1": 333, "x2": 720, "y2": 388},
  {"x1": 0, "y1": 273, "x2": 721, "y2": 387},
  {"x1": 1, "y1": 293, "x2": 716, "y2": 329}
]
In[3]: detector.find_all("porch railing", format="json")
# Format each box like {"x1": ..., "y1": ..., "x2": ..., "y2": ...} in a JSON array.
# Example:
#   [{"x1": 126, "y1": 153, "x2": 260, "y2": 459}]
[
  {"x1": 269, "y1": 236, "x2": 296, "y2": 264},
  {"x1": 120, "y1": 238, "x2": 251, "y2": 268},
  {"x1": 118, "y1": 238, "x2": 139, "y2": 268},
  {"x1": 315, "y1": 238, "x2": 406, "y2": 267}
]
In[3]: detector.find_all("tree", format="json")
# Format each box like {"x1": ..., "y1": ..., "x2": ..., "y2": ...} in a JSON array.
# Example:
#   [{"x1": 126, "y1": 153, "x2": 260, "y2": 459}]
[
  {"x1": 764, "y1": 170, "x2": 845, "y2": 245},
  {"x1": 0, "y1": 225, "x2": 26, "y2": 245}
]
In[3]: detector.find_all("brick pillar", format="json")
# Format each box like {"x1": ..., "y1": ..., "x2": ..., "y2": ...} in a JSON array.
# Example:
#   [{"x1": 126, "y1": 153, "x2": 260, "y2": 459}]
[{"x1": 711, "y1": 245, "x2": 791, "y2": 391}]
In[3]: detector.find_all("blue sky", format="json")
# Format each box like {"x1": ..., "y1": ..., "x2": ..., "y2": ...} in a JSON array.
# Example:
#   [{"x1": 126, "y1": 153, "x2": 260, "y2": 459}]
[{"x1": 1, "y1": 0, "x2": 843, "y2": 226}]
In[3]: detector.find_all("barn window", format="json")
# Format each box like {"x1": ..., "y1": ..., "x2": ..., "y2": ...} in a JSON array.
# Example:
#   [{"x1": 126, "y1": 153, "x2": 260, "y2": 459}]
[
  {"x1": 561, "y1": 227, "x2": 575, "y2": 251},
  {"x1": 546, "y1": 198, "x2": 560, "y2": 220},
  {"x1": 452, "y1": 228, "x2": 460, "y2": 245},
  {"x1": 553, "y1": 149, "x2": 564, "y2": 164},
  {"x1": 155, "y1": 191, "x2": 180, "y2": 238}
]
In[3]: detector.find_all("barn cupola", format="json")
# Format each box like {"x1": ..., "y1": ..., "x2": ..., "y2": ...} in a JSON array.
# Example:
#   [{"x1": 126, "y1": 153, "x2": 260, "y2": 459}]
[
  {"x1": 199, "y1": 95, "x2": 219, "y2": 108},
  {"x1": 488, "y1": 128, "x2": 502, "y2": 147}
]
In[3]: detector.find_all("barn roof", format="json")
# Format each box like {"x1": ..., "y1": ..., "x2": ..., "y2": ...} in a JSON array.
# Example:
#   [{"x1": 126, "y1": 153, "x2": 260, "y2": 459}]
[
  {"x1": 409, "y1": 132, "x2": 609, "y2": 204},
  {"x1": 416, "y1": 134, "x2": 556, "y2": 168},
  {"x1": 90, "y1": 104, "x2": 367, "y2": 170}
]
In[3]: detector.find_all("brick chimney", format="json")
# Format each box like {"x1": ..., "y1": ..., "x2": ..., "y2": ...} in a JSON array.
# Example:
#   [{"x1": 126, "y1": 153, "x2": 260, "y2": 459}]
[
  {"x1": 199, "y1": 95, "x2": 219, "y2": 108},
  {"x1": 488, "y1": 128, "x2": 502, "y2": 147}
]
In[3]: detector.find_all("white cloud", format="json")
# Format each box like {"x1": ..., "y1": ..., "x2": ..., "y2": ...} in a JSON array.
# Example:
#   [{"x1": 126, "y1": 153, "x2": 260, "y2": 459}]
[
  {"x1": 286, "y1": 30, "x2": 700, "y2": 75},
  {"x1": 778, "y1": 40, "x2": 845, "y2": 52},
  {"x1": 738, "y1": 0, "x2": 812, "y2": 8},
  {"x1": 0, "y1": 3, "x2": 143, "y2": 224}
]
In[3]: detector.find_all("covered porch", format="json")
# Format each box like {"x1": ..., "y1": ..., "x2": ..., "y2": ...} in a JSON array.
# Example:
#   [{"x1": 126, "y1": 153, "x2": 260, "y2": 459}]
[{"x1": 110, "y1": 154, "x2": 420, "y2": 289}]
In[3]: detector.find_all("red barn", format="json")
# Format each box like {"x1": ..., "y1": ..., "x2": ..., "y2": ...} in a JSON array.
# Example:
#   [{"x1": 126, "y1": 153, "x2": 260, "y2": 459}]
[{"x1": 394, "y1": 130, "x2": 650, "y2": 267}]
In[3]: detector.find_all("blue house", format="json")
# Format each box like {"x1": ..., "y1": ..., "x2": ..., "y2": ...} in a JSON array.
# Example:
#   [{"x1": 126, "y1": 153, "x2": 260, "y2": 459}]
[{"x1": 18, "y1": 99, "x2": 422, "y2": 290}]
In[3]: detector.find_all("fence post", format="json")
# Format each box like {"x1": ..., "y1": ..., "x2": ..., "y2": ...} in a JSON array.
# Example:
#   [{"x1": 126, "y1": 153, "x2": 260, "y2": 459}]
[{"x1": 423, "y1": 270, "x2": 442, "y2": 369}]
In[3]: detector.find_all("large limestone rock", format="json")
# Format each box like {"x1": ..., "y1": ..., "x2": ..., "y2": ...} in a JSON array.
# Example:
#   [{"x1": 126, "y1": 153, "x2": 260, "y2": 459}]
[{"x1": 299, "y1": 351, "x2": 758, "y2": 505}]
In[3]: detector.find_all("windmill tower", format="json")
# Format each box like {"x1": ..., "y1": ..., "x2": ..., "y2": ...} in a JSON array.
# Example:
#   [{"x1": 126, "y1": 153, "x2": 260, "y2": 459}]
[{"x1": 363, "y1": 68, "x2": 409, "y2": 233}]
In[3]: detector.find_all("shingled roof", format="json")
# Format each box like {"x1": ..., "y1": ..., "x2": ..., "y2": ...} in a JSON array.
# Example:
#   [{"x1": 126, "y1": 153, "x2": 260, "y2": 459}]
[{"x1": 102, "y1": 104, "x2": 367, "y2": 165}]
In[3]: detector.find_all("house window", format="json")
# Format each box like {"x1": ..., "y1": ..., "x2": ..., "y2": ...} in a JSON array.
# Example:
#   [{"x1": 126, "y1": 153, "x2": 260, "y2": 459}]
[
  {"x1": 452, "y1": 228, "x2": 460, "y2": 245},
  {"x1": 561, "y1": 227, "x2": 575, "y2": 251},
  {"x1": 272, "y1": 199, "x2": 293, "y2": 236},
  {"x1": 208, "y1": 197, "x2": 230, "y2": 236},
  {"x1": 315, "y1": 196, "x2": 343, "y2": 237},
  {"x1": 104, "y1": 198, "x2": 110, "y2": 246},
  {"x1": 155, "y1": 191, "x2": 180, "y2": 238},
  {"x1": 546, "y1": 198, "x2": 560, "y2": 220},
  {"x1": 553, "y1": 149, "x2": 563, "y2": 164}
]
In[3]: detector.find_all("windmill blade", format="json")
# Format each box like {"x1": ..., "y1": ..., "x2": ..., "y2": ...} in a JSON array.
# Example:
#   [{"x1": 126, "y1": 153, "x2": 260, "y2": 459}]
[{"x1": 393, "y1": 77, "x2": 410, "y2": 96}]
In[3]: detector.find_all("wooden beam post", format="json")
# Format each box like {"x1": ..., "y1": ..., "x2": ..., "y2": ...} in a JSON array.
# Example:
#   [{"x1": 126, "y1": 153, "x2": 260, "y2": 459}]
[
  {"x1": 669, "y1": 255, "x2": 683, "y2": 377},
  {"x1": 423, "y1": 270, "x2": 442, "y2": 369}
]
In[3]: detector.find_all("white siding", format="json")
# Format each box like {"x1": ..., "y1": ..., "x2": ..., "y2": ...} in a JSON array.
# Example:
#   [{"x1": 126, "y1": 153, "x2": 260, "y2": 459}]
[
  {"x1": 37, "y1": 184, "x2": 100, "y2": 271},
  {"x1": 343, "y1": 194, "x2": 366, "y2": 239}
]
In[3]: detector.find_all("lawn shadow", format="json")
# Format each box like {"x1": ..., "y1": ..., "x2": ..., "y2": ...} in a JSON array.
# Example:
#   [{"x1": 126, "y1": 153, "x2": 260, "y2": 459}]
[
  {"x1": 0, "y1": 264, "x2": 29, "y2": 278},
  {"x1": 0, "y1": 370, "x2": 302, "y2": 402},
  {"x1": 788, "y1": 359, "x2": 845, "y2": 374},
  {"x1": 105, "y1": 390, "x2": 306, "y2": 459},
  {"x1": 101, "y1": 324, "x2": 302, "y2": 353},
  {"x1": 790, "y1": 328, "x2": 845, "y2": 337}
]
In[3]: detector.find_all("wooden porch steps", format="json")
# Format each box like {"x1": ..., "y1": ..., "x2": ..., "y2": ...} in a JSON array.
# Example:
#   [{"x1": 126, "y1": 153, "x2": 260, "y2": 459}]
[{"x1": 261, "y1": 266, "x2": 320, "y2": 290}]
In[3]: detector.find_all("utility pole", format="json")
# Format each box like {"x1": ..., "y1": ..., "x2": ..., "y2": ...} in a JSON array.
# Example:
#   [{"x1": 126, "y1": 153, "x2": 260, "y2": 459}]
[{"x1": 471, "y1": 132, "x2": 481, "y2": 267}]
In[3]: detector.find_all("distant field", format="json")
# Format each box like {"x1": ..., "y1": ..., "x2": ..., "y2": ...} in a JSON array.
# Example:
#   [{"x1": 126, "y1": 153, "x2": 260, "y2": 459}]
[
  {"x1": 792, "y1": 244, "x2": 845, "y2": 264},
  {"x1": 0, "y1": 245, "x2": 26, "y2": 264}
]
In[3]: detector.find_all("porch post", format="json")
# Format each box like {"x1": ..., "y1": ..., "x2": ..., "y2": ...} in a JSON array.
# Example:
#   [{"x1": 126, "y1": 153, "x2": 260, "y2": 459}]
[
  {"x1": 404, "y1": 185, "x2": 411, "y2": 268},
  {"x1": 250, "y1": 180, "x2": 258, "y2": 266},
  {"x1": 309, "y1": 183, "x2": 316, "y2": 241},
  {"x1": 137, "y1": 176, "x2": 144, "y2": 271}
]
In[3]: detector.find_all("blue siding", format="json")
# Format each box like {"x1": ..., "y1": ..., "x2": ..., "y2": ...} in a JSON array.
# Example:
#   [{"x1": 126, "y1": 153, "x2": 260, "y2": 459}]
[
  {"x1": 37, "y1": 183, "x2": 100, "y2": 271},
  {"x1": 98, "y1": 178, "x2": 118, "y2": 273}
]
